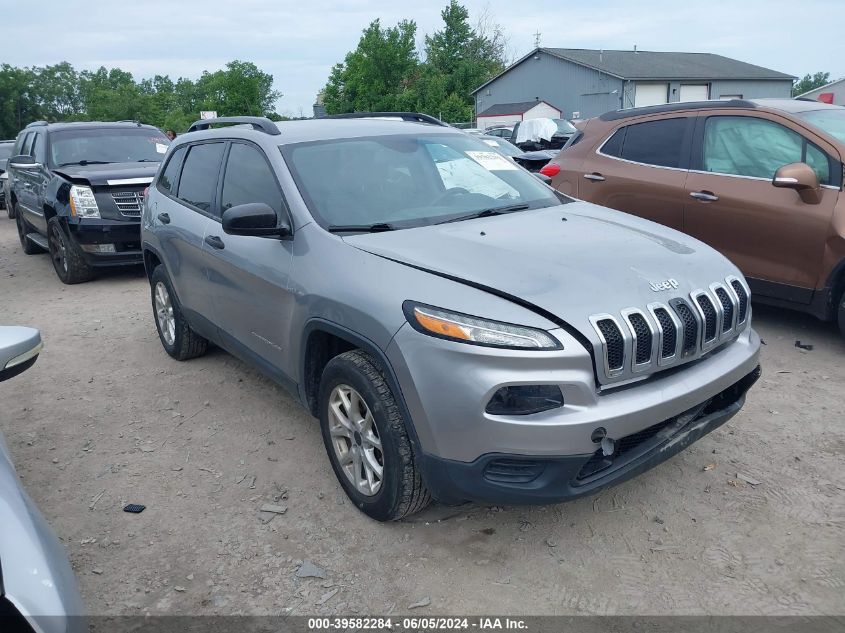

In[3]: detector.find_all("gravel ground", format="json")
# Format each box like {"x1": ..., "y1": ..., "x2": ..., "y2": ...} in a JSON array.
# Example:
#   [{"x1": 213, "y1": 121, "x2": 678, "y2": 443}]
[{"x1": 0, "y1": 216, "x2": 843, "y2": 617}]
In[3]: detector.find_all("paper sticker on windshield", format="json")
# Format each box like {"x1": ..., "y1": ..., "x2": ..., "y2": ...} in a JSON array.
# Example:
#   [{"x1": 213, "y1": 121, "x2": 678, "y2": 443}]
[
  {"x1": 155, "y1": 143, "x2": 168, "y2": 154},
  {"x1": 482, "y1": 140, "x2": 499, "y2": 147},
  {"x1": 466, "y1": 150, "x2": 517, "y2": 171}
]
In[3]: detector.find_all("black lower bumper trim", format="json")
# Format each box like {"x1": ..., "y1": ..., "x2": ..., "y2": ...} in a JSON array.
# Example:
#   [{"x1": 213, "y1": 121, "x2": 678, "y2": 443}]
[
  {"x1": 418, "y1": 365, "x2": 761, "y2": 506},
  {"x1": 67, "y1": 220, "x2": 143, "y2": 266}
]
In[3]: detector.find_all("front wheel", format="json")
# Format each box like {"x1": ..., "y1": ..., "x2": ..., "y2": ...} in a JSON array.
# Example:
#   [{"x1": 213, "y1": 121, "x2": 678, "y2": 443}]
[
  {"x1": 318, "y1": 350, "x2": 431, "y2": 521},
  {"x1": 150, "y1": 265, "x2": 208, "y2": 360},
  {"x1": 47, "y1": 217, "x2": 94, "y2": 284}
]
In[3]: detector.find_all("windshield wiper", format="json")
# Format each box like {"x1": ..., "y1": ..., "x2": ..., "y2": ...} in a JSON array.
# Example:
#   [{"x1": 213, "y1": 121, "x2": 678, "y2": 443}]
[
  {"x1": 327, "y1": 223, "x2": 396, "y2": 233},
  {"x1": 56, "y1": 160, "x2": 112, "y2": 167},
  {"x1": 436, "y1": 203, "x2": 530, "y2": 225}
]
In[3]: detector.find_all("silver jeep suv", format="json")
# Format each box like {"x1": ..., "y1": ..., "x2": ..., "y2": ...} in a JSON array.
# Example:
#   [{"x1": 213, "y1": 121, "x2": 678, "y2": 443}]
[{"x1": 141, "y1": 114, "x2": 761, "y2": 521}]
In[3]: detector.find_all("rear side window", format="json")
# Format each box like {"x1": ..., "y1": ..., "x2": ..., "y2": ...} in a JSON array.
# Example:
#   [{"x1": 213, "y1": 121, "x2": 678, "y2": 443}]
[
  {"x1": 158, "y1": 146, "x2": 187, "y2": 194},
  {"x1": 20, "y1": 133, "x2": 35, "y2": 156},
  {"x1": 221, "y1": 143, "x2": 283, "y2": 217},
  {"x1": 176, "y1": 143, "x2": 225, "y2": 212},
  {"x1": 600, "y1": 129, "x2": 624, "y2": 157},
  {"x1": 619, "y1": 118, "x2": 688, "y2": 168}
]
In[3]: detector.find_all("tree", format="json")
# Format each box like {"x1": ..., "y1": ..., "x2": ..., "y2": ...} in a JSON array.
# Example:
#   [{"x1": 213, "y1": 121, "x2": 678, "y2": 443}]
[
  {"x1": 323, "y1": 19, "x2": 418, "y2": 114},
  {"x1": 195, "y1": 60, "x2": 281, "y2": 117},
  {"x1": 793, "y1": 72, "x2": 831, "y2": 97}
]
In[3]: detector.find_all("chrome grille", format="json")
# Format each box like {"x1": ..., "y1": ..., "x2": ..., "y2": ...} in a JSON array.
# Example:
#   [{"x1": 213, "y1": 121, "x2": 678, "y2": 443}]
[
  {"x1": 590, "y1": 276, "x2": 750, "y2": 384},
  {"x1": 111, "y1": 191, "x2": 143, "y2": 216}
]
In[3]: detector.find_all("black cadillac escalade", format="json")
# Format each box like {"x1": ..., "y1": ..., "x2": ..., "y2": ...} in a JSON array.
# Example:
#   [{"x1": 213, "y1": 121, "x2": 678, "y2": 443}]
[{"x1": 7, "y1": 121, "x2": 170, "y2": 283}]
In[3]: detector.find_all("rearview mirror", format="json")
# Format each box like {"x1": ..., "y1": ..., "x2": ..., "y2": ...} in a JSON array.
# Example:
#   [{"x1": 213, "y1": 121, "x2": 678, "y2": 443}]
[
  {"x1": 772, "y1": 162, "x2": 822, "y2": 205},
  {"x1": 9, "y1": 154, "x2": 41, "y2": 170},
  {"x1": 221, "y1": 203, "x2": 291, "y2": 237},
  {"x1": 0, "y1": 326, "x2": 43, "y2": 383}
]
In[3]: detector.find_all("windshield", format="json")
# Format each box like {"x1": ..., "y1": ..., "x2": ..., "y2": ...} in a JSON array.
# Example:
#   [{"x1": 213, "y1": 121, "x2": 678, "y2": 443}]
[
  {"x1": 0, "y1": 144, "x2": 13, "y2": 160},
  {"x1": 282, "y1": 133, "x2": 559, "y2": 230},
  {"x1": 478, "y1": 136, "x2": 522, "y2": 157},
  {"x1": 50, "y1": 128, "x2": 170, "y2": 167},
  {"x1": 796, "y1": 109, "x2": 845, "y2": 143},
  {"x1": 554, "y1": 119, "x2": 578, "y2": 135}
]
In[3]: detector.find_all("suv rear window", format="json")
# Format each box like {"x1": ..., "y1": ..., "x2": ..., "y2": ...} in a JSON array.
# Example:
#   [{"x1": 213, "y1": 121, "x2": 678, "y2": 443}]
[
  {"x1": 620, "y1": 118, "x2": 687, "y2": 168},
  {"x1": 177, "y1": 143, "x2": 225, "y2": 213}
]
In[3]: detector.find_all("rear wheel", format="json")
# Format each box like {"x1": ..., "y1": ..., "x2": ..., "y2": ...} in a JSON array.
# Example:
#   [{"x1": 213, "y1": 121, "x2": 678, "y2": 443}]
[
  {"x1": 837, "y1": 290, "x2": 845, "y2": 339},
  {"x1": 48, "y1": 217, "x2": 94, "y2": 284},
  {"x1": 318, "y1": 350, "x2": 431, "y2": 521},
  {"x1": 4, "y1": 197, "x2": 13, "y2": 218},
  {"x1": 15, "y1": 207, "x2": 44, "y2": 254},
  {"x1": 150, "y1": 265, "x2": 208, "y2": 360}
]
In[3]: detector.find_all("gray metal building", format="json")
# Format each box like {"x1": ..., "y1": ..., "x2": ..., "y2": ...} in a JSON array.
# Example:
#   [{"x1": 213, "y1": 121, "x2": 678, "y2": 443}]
[{"x1": 472, "y1": 48, "x2": 796, "y2": 122}]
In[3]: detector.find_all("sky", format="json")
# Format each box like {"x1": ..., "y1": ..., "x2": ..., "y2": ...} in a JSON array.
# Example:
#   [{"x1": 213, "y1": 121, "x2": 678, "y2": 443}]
[{"x1": 4, "y1": 0, "x2": 844, "y2": 116}]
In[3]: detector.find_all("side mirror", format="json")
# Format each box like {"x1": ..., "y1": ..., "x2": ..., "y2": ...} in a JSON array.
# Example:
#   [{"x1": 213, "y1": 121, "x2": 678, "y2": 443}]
[
  {"x1": 773, "y1": 162, "x2": 822, "y2": 205},
  {"x1": 9, "y1": 154, "x2": 41, "y2": 170},
  {"x1": 221, "y1": 203, "x2": 291, "y2": 237},
  {"x1": 0, "y1": 326, "x2": 42, "y2": 383},
  {"x1": 534, "y1": 172, "x2": 553, "y2": 185}
]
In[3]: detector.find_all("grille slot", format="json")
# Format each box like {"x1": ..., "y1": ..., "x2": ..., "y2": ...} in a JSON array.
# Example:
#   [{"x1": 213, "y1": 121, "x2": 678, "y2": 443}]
[
  {"x1": 627, "y1": 312, "x2": 652, "y2": 365},
  {"x1": 672, "y1": 301, "x2": 699, "y2": 354},
  {"x1": 730, "y1": 280, "x2": 748, "y2": 323},
  {"x1": 652, "y1": 308, "x2": 677, "y2": 359},
  {"x1": 695, "y1": 294, "x2": 718, "y2": 343},
  {"x1": 111, "y1": 191, "x2": 142, "y2": 216},
  {"x1": 596, "y1": 319, "x2": 624, "y2": 371},
  {"x1": 714, "y1": 287, "x2": 734, "y2": 333}
]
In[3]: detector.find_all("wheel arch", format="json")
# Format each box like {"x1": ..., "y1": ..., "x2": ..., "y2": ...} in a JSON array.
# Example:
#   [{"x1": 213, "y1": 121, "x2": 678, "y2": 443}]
[{"x1": 298, "y1": 319, "x2": 423, "y2": 451}]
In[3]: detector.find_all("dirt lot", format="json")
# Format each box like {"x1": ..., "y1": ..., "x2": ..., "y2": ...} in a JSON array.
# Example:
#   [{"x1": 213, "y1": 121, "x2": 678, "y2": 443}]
[{"x1": 0, "y1": 216, "x2": 843, "y2": 617}]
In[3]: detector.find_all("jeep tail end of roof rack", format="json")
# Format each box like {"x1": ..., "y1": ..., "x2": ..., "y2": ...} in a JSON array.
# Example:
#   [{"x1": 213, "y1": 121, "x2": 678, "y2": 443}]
[
  {"x1": 323, "y1": 112, "x2": 450, "y2": 127},
  {"x1": 187, "y1": 116, "x2": 281, "y2": 136}
]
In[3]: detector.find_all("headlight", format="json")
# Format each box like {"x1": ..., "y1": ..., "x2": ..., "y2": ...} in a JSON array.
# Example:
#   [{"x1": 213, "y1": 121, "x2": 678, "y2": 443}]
[
  {"x1": 404, "y1": 302, "x2": 561, "y2": 349},
  {"x1": 68, "y1": 185, "x2": 100, "y2": 218}
]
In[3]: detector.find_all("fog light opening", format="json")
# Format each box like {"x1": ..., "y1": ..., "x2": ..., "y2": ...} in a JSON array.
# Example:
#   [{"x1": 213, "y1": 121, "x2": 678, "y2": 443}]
[
  {"x1": 485, "y1": 385, "x2": 564, "y2": 416},
  {"x1": 81, "y1": 243, "x2": 116, "y2": 253}
]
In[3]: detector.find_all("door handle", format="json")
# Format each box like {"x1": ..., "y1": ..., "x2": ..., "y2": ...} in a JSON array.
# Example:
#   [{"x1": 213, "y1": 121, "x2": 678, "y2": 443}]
[
  {"x1": 205, "y1": 235, "x2": 225, "y2": 250},
  {"x1": 583, "y1": 172, "x2": 605, "y2": 182},
  {"x1": 157, "y1": 213, "x2": 170, "y2": 224},
  {"x1": 690, "y1": 191, "x2": 719, "y2": 202}
]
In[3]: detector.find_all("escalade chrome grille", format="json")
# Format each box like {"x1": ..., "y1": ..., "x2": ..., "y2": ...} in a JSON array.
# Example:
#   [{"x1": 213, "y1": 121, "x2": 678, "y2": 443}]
[
  {"x1": 590, "y1": 276, "x2": 751, "y2": 384},
  {"x1": 111, "y1": 191, "x2": 143, "y2": 216}
]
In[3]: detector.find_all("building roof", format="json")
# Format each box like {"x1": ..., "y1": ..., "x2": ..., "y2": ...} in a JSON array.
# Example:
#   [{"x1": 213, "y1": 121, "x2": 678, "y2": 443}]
[
  {"x1": 796, "y1": 77, "x2": 845, "y2": 98},
  {"x1": 472, "y1": 48, "x2": 795, "y2": 94},
  {"x1": 477, "y1": 100, "x2": 558, "y2": 117}
]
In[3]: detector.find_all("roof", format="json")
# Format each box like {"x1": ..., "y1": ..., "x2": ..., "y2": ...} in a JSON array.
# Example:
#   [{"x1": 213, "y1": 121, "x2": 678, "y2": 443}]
[
  {"x1": 472, "y1": 48, "x2": 795, "y2": 94},
  {"x1": 25, "y1": 121, "x2": 161, "y2": 133},
  {"x1": 477, "y1": 100, "x2": 558, "y2": 117},
  {"x1": 796, "y1": 77, "x2": 845, "y2": 98},
  {"x1": 597, "y1": 98, "x2": 843, "y2": 122}
]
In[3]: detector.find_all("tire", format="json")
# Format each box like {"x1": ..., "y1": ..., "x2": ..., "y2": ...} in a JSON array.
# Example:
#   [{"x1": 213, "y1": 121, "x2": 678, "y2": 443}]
[
  {"x1": 3, "y1": 198, "x2": 11, "y2": 219},
  {"x1": 837, "y1": 290, "x2": 845, "y2": 339},
  {"x1": 15, "y1": 206, "x2": 44, "y2": 254},
  {"x1": 318, "y1": 350, "x2": 431, "y2": 521},
  {"x1": 47, "y1": 217, "x2": 94, "y2": 284},
  {"x1": 150, "y1": 265, "x2": 208, "y2": 361}
]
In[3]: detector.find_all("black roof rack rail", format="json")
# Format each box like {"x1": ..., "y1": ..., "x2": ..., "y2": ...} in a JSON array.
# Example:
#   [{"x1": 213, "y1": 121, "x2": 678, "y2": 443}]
[
  {"x1": 187, "y1": 116, "x2": 280, "y2": 136},
  {"x1": 322, "y1": 112, "x2": 450, "y2": 127},
  {"x1": 599, "y1": 99, "x2": 758, "y2": 121},
  {"x1": 25, "y1": 121, "x2": 49, "y2": 128}
]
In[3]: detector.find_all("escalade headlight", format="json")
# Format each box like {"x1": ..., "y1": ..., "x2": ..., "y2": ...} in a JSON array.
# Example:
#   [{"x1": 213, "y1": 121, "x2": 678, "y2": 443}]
[
  {"x1": 68, "y1": 185, "x2": 100, "y2": 218},
  {"x1": 404, "y1": 302, "x2": 561, "y2": 349}
]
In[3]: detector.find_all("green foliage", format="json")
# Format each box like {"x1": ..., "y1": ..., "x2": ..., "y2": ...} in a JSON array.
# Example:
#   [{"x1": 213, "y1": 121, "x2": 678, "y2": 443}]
[
  {"x1": 323, "y1": 1, "x2": 507, "y2": 123},
  {"x1": 793, "y1": 72, "x2": 832, "y2": 97},
  {"x1": 0, "y1": 60, "x2": 282, "y2": 139}
]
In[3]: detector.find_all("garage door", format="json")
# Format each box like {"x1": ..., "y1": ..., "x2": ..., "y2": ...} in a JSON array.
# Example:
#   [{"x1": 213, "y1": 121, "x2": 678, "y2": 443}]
[
  {"x1": 679, "y1": 84, "x2": 709, "y2": 102},
  {"x1": 634, "y1": 83, "x2": 669, "y2": 107}
]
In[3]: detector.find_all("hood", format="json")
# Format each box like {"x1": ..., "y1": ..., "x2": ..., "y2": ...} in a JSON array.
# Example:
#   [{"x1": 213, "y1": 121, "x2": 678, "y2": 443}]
[
  {"x1": 343, "y1": 201, "x2": 741, "y2": 342},
  {"x1": 52, "y1": 161, "x2": 160, "y2": 187}
]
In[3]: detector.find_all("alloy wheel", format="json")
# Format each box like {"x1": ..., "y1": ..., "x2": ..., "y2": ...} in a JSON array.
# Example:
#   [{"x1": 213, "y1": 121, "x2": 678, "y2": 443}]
[
  {"x1": 49, "y1": 223, "x2": 68, "y2": 273},
  {"x1": 154, "y1": 281, "x2": 176, "y2": 346},
  {"x1": 328, "y1": 384, "x2": 384, "y2": 496}
]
